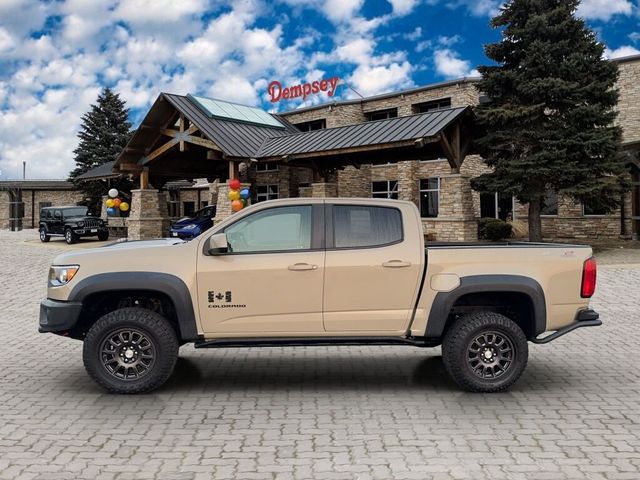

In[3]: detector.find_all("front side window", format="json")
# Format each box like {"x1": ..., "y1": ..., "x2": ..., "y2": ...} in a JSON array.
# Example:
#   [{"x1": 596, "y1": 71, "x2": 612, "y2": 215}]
[
  {"x1": 223, "y1": 206, "x2": 312, "y2": 253},
  {"x1": 419, "y1": 178, "x2": 440, "y2": 218},
  {"x1": 371, "y1": 180, "x2": 398, "y2": 199},
  {"x1": 333, "y1": 205, "x2": 402, "y2": 248},
  {"x1": 256, "y1": 185, "x2": 279, "y2": 202}
]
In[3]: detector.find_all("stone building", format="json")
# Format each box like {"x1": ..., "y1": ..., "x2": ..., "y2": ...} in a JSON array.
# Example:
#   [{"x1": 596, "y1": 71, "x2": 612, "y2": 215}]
[{"x1": 0, "y1": 180, "x2": 84, "y2": 230}]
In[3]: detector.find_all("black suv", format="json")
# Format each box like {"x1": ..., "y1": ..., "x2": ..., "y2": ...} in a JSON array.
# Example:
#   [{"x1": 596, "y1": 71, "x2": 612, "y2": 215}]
[{"x1": 39, "y1": 206, "x2": 109, "y2": 244}]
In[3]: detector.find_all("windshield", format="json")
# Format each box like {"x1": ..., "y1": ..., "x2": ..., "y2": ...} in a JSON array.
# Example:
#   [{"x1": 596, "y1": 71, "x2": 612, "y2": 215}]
[
  {"x1": 195, "y1": 206, "x2": 215, "y2": 218},
  {"x1": 63, "y1": 207, "x2": 88, "y2": 218}
]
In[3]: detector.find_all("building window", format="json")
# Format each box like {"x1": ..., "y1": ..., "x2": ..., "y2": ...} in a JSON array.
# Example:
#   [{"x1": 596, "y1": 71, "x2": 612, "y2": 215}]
[
  {"x1": 366, "y1": 108, "x2": 398, "y2": 121},
  {"x1": 294, "y1": 119, "x2": 326, "y2": 131},
  {"x1": 333, "y1": 205, "x2": 403, "y2": 248},
  {"x1": 167, "y1": 189, "x2": 180, "y2": 217},
  {"x1": 183, "y1": 201, "x2": 196, "y2": 216},
  {"x1": 583, "y1": 199, "x2": 608, "y2": 216},
  {"x1": 541, "y1": 191, "x2": 558, "y2": 216},
  {"x1": 481, "y1": 192, "x2": 515, "y2": 221},
  {"x1": 256, "y1": 184, "x2": 279, "y2": 202},
  {"x1": 256, "y1": 162, "x2": 278, "y2": 172},
  {"x1": 419, "y1": 178, "x2": 440, "y2": 218},
  {"x1": 413, "y1": 98, "x2": 452, "y2": 113},
  {"x1": 371, "y1": 181, "x2": 398, "y2": 199}
]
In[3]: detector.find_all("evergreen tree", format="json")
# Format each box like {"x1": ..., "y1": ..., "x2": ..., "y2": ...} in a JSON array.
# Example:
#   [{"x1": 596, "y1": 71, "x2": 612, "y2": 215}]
[
  {"x1": 472, "y1": 0, "x2": 627, "y2": 241},
  {"x1": 69, "y1": 88, "x2": 132, "y2": 206}
]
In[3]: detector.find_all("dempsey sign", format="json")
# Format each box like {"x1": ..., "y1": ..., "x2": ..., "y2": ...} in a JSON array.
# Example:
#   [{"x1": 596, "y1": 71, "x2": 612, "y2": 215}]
[{"x1": 268, "y1": 76, "x2": 340, "y2": 103}]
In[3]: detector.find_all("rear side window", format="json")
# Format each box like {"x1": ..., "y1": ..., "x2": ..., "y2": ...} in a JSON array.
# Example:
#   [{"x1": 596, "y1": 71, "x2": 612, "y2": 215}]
[{"x1": 333, "y1": 205, "x2": 403, "y2": 248}]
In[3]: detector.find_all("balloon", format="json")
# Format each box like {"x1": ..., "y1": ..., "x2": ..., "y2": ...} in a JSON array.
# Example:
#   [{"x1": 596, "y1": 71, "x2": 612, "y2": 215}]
[
  {"x1": 105, "y1": 199, "x2": 115, "y2": 208},
  {"x1": 108, "y1": 188, "x2": 118, "y2": 198},
  {"x1": 229, "y1": 178, "x2": 241, "y2": 190},
  {"x1": 119, "y1": 202, "x2": 129, "y2": 212},
  {"x1": 106, "y1": 207, "x2": 117, "y2": 216},
  {"x1": 231, "y1": 199, "x2": 243, "y2": 212},
  {"x1": 240, "y1": 188, "x2": 250, "y2": 199},
  {"x1": 228, "y1": 189, "x2": 240, "y2": 201},
  {"x1": 241, "y1": 198, "x2": 248, "y2": 207},
  {"x1": 113, "y1": 198, "x2": 122, "y2": 207}
]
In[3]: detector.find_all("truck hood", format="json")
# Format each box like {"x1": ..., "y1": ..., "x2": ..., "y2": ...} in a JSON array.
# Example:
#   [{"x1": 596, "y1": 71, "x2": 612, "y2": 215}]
[{"x1": 52, "y1": 238, "x2": 185, "y2": 265}]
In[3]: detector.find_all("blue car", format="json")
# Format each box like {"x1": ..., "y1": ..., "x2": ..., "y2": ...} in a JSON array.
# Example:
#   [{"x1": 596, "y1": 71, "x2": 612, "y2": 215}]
[{"x1": 170, "y1": 205, "x2": 216, "y2": 239}]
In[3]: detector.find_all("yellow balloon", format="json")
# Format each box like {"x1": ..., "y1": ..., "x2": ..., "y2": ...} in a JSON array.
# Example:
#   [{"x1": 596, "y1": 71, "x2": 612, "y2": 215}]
[
  {"x1": 119, "y1": 202, "x2": 129, "y2": 212},
  {"x1": 228, "y1": 189, "x2": 240, "y2": 201},
  {"x1": 105, "y1": 199, "x2": 114, "y2": 208}
]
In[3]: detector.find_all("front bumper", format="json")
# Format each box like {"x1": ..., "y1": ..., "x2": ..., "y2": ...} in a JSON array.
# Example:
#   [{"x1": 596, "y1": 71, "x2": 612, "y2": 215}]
[
  {"x1": 531, "y1": 309, "x2": 601, "y2": 344},
  {"x1": 73, "y1": 227, "x2": 108, "y2": 235},
  {"x1": 39, "y1": 298, "x2": 83, "y2": 333}
]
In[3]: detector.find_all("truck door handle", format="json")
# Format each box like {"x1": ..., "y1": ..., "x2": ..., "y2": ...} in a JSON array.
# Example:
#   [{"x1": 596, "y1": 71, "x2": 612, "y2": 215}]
[
  {"x1": 382, "y1": 260, "x2": 411, "y2": 268},
  {"x1": 288, "y1": 263, "x2": 318, "y2": 271}
]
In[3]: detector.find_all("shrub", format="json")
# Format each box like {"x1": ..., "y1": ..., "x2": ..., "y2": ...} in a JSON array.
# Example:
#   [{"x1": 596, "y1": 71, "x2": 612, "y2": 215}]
[{"x1": 478, "y1": 218, "x2": 513, "y2": 241}]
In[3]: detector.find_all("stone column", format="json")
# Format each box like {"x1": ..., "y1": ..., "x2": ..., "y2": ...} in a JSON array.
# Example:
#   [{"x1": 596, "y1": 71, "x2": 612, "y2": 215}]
[
  {"x1": 431, "y1": 174, "x2": 478, "y2": 241},
  {"x1": 126, "y1": 189, "x2": 170, "y2": 240},
  {"x1": 100, "y1": 195, "x2": 108, "y2": 220},
  {"x1": 214, "y1": 182, "x2": 252, "y2": 224},
  {"x1": 0, "y1": 191, "x2": 10, "y2": 230},
  {"x1": 208, "y1": 180, "x2": 219, "y2": 207},
  {"x1": 397, "y1": 160, "x2": 418, "y2": 206},
  {"x1": 311, "y1": 182, "x2": 338, "y2": 198}
]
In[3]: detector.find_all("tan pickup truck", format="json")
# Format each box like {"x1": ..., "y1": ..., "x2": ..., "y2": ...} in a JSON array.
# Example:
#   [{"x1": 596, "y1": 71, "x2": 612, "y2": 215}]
[{"x1": 39, "y1": 198, "x2": 600, "y2": 394}]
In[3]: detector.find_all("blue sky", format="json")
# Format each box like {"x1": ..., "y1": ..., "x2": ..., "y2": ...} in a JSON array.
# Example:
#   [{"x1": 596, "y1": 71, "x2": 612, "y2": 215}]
[{"x1": 0, "y1": 0, "x2": 639, "y2": 179}]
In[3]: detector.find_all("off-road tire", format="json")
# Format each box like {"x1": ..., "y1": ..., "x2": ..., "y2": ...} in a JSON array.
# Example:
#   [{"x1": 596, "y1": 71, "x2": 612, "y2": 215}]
[
  {"x1": 64, "y1": 228, "x2": 77, "y2": 245},
  {"x1": 39, "y1": 228, "x2": 50, "y2": 242},
  {"x1": 97, "y1": 231, "x2": 109, "y2": 241},
  {"x1": 442, "y1": 312, "x2": 528, "y2": 393},
  {"x1": 83, "y1": 308, "x2": 179, "y2": 394}
]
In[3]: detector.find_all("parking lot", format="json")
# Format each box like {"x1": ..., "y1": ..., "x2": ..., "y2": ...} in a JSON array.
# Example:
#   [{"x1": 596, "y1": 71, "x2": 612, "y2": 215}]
[{"x1": 1, "y1": 229, "x2": 639, "y2": 480}]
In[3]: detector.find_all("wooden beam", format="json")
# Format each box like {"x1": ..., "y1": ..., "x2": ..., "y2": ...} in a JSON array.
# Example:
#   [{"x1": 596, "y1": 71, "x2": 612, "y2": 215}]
[
  {"x1": 140, "y1": 168, "x2": 149, "y2": 189},
  {"x1": 160, "y1": 124, "x2": 199, "y2": 139},
  {"x1": 142, "y1": 137, "x2": 179, "y2": 165},
  {"x1": 118, "y1": 163, "x2": 143, "y2": 173},
  {"x1": 182, "y1": 135, "x2": 223, "y2": 152},
  {"x1": 439, "y1": 131, "x2": 461, "y2": 172}
]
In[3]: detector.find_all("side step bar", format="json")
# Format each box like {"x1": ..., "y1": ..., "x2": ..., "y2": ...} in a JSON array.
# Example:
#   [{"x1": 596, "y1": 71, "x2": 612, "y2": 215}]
[
  {"x1": 531, "y1": 309, "x2": 601, "y2": 344},
  {"x1": 195, "y1": 336, "x2": 438, "y2": 349}
]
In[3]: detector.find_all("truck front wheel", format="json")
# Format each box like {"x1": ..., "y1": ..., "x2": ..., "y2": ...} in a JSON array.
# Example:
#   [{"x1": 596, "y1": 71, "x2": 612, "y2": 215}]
[
  {"x1": 442, "y1": 312, "x2": 528, "y2": 393},
  {"x1": 83, "y1": 308, "x2": 179, "y2": 394}
]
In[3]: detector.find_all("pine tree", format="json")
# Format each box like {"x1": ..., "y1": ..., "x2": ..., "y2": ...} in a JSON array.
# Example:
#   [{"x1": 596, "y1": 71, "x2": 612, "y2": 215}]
[
  {"x1": 472, "y1": 0, "x2": 627, "y2": 241},
  {"x1": 69, "y1": 88, "x2": 132, "y2": 205}
]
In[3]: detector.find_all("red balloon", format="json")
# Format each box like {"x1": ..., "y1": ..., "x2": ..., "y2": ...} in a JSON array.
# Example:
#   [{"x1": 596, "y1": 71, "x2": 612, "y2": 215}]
[{"x1": 229, "y1": 178, "x2": 241, "y2": 190}]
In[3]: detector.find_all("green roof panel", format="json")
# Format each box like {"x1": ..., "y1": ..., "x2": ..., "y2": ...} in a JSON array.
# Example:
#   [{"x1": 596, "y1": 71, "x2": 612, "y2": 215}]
[{"x1": 188, "y1": 94, "x2": 285, "y2": 129}]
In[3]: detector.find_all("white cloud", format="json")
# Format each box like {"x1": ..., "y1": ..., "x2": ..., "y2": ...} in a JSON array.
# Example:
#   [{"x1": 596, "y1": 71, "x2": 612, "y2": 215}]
[
  {"x1": 434, "y1": 48, "x2": 478, "y2": 78},
  {"x1": 604, "y1": 45, "x2": 640, "y2": 59},
  {"x1": 113, "y1": 0, "x2": 208, "y2": 23},
  {"x1": 321, "y1": 0, "x2": 364, "y2": 23},
  {"x1": 577, "y1": 0, "x2": 633, "y2": 21},
  {"x1": 349, "y1": 62, "x2": 413, "y2": 96},
  {"x1": 388, "y1": 0, "x2": 419, "y2": 16}
]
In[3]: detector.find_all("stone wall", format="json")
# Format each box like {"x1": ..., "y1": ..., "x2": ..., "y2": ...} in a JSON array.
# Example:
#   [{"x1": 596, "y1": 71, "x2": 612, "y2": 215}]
[
  {"x1": 282, "y1": 80, "x2": 480, "y2": 128},
  {"x1": 0, "y1": 188, "x2": 84, "y2": 230},
  {"x1": 616, "y1": 57, "x2": 640, "y2": 145}
]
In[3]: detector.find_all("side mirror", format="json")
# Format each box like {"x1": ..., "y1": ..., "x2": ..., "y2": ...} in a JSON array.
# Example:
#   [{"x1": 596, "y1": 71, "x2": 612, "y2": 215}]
[{"x1": 208, "y1": 233, "x2": 229, "y2": 255}]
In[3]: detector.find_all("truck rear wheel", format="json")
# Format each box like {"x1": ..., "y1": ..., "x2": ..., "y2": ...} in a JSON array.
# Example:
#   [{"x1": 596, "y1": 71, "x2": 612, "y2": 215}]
[
  {"x1": 83, "y1": 307, "x2": 179, "y2": 394},
  {"x1": 442, "y1": 312, "x2": 528, "y2": 393}
]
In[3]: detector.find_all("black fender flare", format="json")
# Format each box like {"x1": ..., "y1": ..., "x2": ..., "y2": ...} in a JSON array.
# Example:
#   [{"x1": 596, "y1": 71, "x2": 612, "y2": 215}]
[
  {"x1": 424, "y1": 274, "x2": 546, "y2": 339},
  {"x1": 69, "y1": 272, "x2": 199, "y2": 341}
]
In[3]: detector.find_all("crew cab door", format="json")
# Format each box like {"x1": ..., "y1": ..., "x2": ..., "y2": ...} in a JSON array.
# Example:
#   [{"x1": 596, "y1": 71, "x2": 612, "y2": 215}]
[
  {"x1": 323, "y1": 202, "x2": 424, "y2": 333},
  {"x1": 196, "y1": 203, "x2": 325, "y2": 335}
]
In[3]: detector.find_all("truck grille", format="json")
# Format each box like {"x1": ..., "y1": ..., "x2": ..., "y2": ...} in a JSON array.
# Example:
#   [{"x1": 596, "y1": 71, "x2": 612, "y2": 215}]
[{"x1": 84, "y1": 218, "x2": 102, "y2": 228}]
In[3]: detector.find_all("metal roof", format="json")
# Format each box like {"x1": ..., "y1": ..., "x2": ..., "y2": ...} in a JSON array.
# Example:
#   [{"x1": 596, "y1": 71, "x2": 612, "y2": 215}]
[
  {"x1": 256, "y1": 107, "x2": 469, "y2": 159},
  {"x1": 162, "y1": 94, "x2": 297, "y2": 158},
  {"x1": 76, "y1": 161, "x2": 119, "y2": 181},
  {"x1": 0, "y1": 180, "x2": 76, "y2": 190}
]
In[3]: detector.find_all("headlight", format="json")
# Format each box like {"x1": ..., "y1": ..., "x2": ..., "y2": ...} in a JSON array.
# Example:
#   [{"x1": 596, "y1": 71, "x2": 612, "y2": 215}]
[
  {"x1": 48, "y1": 265, "x2": 80, "y2": 287},
  {"x1": 77, "y1": 221, "x2": 84, "y2": 227},
  {"x1": 183, "y1": 224, "x2": 198, "y2": 230}
]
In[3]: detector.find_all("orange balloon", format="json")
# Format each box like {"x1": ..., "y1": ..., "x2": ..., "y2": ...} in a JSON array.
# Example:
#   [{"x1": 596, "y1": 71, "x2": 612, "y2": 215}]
[
  {"x1": 231, "y1": 199, "x2": 244, "y2": 212},
  {"x1": 113, "y1": 198, "x2": 122, "y2": 207}
]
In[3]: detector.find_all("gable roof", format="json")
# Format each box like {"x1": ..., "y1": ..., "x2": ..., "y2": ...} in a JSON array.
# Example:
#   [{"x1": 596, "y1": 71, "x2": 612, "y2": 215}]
[
  {"x1": 256, "y1": 107, "x2": 469, "y2": 159},
  {"x1": 76, "y1": 161, "x2": 119, "y2": 181}
]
